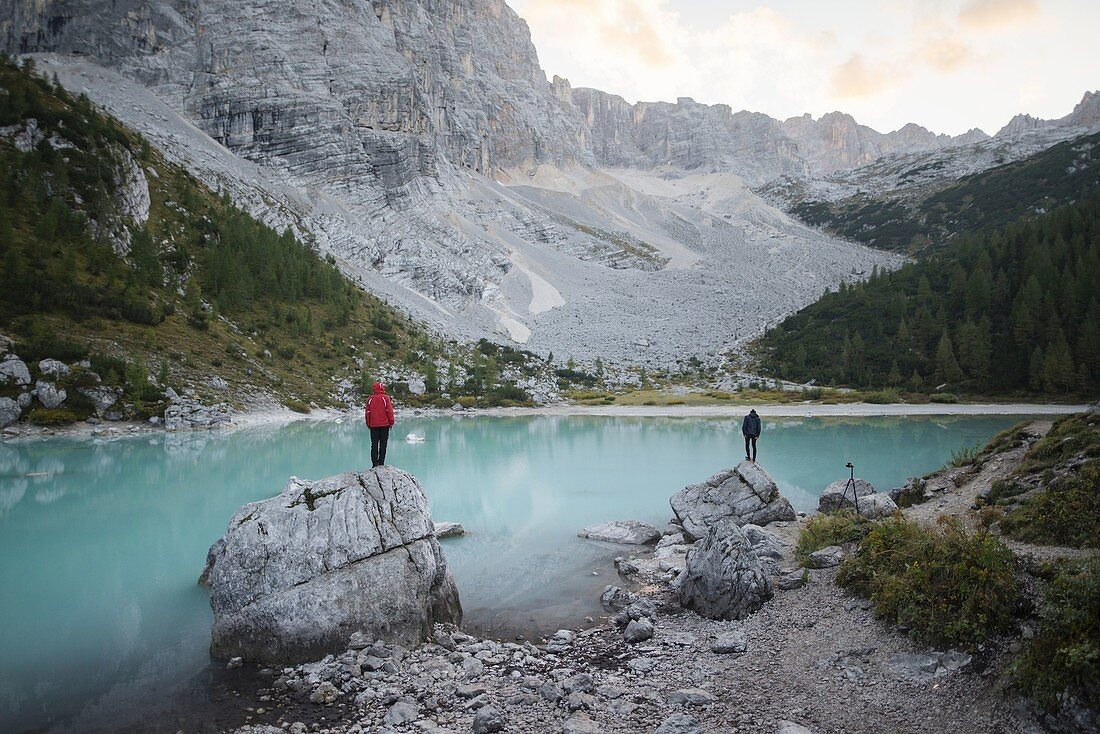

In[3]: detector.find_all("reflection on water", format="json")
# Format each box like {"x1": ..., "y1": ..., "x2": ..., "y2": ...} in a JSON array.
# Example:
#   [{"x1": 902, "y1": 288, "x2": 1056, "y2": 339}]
[{"x1": 0, "y1": 413, "x2": 1032, "y2": 732}]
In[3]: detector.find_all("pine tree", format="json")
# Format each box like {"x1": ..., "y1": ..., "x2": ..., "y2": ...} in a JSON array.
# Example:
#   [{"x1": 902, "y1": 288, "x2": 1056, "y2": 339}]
[
  {"x1": 1042, "y1": 331, "x2": 1075, "y2": 392},
  {"x1": 934, "y1": 330, "x2": 963, "y2": 384},
  {"x1": 1028, "y1": 346, "x2": 1045, "y2": 392}
]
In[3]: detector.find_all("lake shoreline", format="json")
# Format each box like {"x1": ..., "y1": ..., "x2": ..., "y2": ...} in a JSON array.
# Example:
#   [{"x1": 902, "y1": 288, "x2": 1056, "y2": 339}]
[{"x1": 0, "y1": 401, "x2": 1084, "y2": 442}]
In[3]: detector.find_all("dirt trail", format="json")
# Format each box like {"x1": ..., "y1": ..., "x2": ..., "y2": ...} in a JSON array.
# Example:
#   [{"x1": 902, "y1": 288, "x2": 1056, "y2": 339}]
[{"x1": 905, "y1": 419, "x2": 1097, "y2": 564}]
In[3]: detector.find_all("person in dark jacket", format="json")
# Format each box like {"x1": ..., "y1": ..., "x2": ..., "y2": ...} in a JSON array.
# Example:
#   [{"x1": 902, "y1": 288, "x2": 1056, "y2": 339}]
[
  {"x1": 365, "y1": 381, "x2": 396, "y2": 468},
  {"x1": 742, "y1": 409, "x2": 761, "y2": 462}
]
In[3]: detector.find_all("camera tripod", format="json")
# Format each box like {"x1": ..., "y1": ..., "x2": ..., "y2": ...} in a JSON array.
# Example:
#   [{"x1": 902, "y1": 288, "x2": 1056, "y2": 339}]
[{"x1": 839, "y1": 461, "x2": 861, "y2": 517}]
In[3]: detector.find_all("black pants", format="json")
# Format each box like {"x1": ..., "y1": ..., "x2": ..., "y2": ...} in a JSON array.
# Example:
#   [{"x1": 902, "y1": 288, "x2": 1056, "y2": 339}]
[
  {"x1": 744, "y1": 436, "x2": 757, "y2": 461},
  {"x1": 370, "y1": 427, "x2": 390, "y2": 467}
]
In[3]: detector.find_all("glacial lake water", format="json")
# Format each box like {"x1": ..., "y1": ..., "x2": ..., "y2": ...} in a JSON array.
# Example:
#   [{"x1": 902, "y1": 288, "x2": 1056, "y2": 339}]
[{"x1": 0, "y1": 413, "x2": 1038, "y2": 732}]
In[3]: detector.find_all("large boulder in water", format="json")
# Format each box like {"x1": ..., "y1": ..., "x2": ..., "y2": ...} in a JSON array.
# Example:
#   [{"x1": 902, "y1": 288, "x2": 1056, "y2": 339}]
[
  {"x1": 203, "y1": 466, "x2": 461, "y2": 663},
  {"x1": 670, "y1": 461, "x2": 795, "y2": 540},
  {"x1": 678, "y1": 518, "x2": 772, "y2": 620}
]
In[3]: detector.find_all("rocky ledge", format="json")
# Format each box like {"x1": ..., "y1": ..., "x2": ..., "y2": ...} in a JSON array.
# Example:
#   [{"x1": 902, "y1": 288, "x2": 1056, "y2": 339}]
[{"x1": 202, "y1": 466, "x2": 461, "y2": 663}]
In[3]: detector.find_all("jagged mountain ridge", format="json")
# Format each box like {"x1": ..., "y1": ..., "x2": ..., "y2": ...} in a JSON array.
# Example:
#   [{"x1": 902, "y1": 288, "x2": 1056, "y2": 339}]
[{"x1": 1, "y1": 0, "x2": 1094, "y2": 364}]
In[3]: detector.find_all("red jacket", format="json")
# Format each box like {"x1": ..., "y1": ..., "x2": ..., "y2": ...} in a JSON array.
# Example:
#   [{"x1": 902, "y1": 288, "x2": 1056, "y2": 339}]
[{"x1": 365, "y1": 383, "x2": 395, "y2": 428}]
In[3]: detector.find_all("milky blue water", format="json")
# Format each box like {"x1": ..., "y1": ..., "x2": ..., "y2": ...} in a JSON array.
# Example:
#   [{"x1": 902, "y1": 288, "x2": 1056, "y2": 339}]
[{"x1": 0, "y1": 413, "x2": 1033, "y2": 732}]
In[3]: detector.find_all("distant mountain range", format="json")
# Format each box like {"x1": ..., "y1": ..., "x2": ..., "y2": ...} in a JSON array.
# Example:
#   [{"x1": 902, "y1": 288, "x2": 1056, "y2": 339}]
[{"x1": 2, "y1": 0, "x2": 1098, "y2": 363}]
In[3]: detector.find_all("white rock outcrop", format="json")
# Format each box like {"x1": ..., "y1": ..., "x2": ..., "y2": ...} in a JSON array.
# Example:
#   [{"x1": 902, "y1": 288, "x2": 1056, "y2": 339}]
[
  {"x1": 670, "y1": 461, "x2": 796, "y2": 541},
  {"x1": 203, "y1": 466, "x2": 461, "y2": 663}
]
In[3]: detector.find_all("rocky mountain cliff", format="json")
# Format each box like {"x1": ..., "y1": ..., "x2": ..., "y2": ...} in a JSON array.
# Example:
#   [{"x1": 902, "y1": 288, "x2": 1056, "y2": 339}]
[{"x1": 2, "y1": 0, "x2": 1097, "y2": 366}]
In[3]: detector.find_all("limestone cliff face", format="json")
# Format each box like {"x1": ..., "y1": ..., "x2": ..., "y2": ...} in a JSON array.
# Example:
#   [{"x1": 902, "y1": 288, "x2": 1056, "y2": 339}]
[
  {"x1": 573, "y1": 88, "x2": 807, "y2": 183},
  {"x1": 3, "y1": 0, "x2": 589, "y2": 189}
]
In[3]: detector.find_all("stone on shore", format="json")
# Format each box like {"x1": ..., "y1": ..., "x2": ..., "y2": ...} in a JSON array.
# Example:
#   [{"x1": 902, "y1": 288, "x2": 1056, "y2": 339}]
[
  {"x1": 623, "y1": 617, "x2": 654, "y2": 643},
  {"x1": 656, "y1": 713, "x2": 701, "y2": 734},
  {"x1": 709, "y1": 630, "x2": 747, "y2": 654},
  {"x1": 0, "y1": 397, "x2": 19, "y2": 428},
  {"x1": 670, "y1": 461, "x2": 795, "y2": 540},
  {"x1": 471, "y1": 705, "x2": 505, "y2": 733},
  {"x1": 678, "y1": 519, "x2": 772, "y2": 620},
  {"x1": 0, "y1": 356, "x2": 31, "y2": 386},
  {"x1": 203, "y1": 466, "x2": 461, "y2": 663},
  {"x1": 819, "y1": 478, "x2": 898, "y2": 519},
  {"x1": 808, "y1": 545, "x2": 845, "y2": 568},
  {"x1": 578, "y1": 520, "x2": 661, "y2": 545},
  {"x1": 34, "y1": 380, "x2": 66, "y2": 409},
  {"x1": 434, "y1": 521, "x2": 466, "y2": 538}
]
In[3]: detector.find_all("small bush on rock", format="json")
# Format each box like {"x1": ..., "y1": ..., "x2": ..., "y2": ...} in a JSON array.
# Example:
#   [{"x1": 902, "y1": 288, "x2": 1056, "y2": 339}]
[
  {"x1": 795, "y1": 510, "x2": 871, "y2": 563},
  {"x1": 27, "y1": 408, "x2": 79, "y2": 426},
  {"x1": 836, "y1": 515, "x2": 1019, "y2": 649},
  {"x1": 1012, "y1": 558, "x2": 1100, "y2": 713},
  {"x1": 1000, "y1": 463, "x2": 1100, "y2": 549}
]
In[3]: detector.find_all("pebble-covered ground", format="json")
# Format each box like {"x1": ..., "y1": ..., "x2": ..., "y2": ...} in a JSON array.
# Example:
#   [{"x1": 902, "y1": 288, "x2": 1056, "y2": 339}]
[{"x1": 224, "y1": 526, "x2": 1045, "y2": 734}]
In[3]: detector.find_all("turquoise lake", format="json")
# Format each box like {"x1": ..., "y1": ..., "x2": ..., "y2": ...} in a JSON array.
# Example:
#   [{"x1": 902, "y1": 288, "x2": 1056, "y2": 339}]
[{"x1": 0, "y1": 413, "x2": 1036, "y2": 732}]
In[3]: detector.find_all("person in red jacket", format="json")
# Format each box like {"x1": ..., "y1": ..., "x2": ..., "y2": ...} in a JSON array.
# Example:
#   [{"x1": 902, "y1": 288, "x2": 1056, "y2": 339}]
[{"x1": 364, "y1": 381, "x2": 396, "y2": 468}]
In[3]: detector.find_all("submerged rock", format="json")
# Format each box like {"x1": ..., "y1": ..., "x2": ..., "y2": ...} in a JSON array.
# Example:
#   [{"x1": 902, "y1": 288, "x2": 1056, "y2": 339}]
[
  {"x1": 433, "y1": 521, "x2": 466, "y2": 538},
  {"x1": 670, "y1": 461, "x2": 795, "y2": 540},
  {"x1": 578, "y1": 520, "x2": 661, "y2": 545},
  {"x1": 678, "y1": 519, "x2": 772, "y2": 620},
  {"x1": 204, "y1": 466, "x2": 461, "y2": 663}
]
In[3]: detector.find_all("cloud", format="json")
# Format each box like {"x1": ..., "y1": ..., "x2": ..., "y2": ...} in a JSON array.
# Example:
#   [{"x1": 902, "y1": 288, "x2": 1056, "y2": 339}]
[
  {"x1": 958, "y1": 0, "x2": 1039, "y2": 30},
  {"x1": 914, "y1": 36, "x2": 974, "y2": 72},
  {"x1": 828, "y1": 54, "x2": 895, "y2": 98},
  {"x1": 518, "y1": 0, "x2": 676, "y2": 71}
]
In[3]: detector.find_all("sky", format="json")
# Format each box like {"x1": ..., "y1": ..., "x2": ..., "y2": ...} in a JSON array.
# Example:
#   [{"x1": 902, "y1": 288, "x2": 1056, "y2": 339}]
[{"x1": 509, "y1": 0, "x2": 1100, "y2": 136}]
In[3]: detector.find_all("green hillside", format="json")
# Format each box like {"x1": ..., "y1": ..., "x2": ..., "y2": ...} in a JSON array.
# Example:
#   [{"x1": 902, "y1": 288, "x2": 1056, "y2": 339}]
[
  {"x1": 0, "y1": 55, "x2": 541, "y2": 416},
  {"x1": 758, "y1": 192, "x2": 1100, "y2": 397},
  {"x1": 791, "y1": 131, "x2": 1100, "y2": 254}
]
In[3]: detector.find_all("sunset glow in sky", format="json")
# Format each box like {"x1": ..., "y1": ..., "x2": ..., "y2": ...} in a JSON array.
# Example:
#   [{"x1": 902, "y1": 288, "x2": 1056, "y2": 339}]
[{"x1": 509, "y1": 0, "x2": 1100, "y2": 136}]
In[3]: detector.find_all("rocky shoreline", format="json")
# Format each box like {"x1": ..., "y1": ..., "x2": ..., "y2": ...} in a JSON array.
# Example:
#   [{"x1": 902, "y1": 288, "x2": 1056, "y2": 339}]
[{"x1": 202, "y1": 458, "x2": 1058, "y2": 734}]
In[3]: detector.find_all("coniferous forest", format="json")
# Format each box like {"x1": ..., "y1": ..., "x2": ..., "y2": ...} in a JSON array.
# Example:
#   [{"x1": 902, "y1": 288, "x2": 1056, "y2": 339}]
[{"x1": 760, "y1": 192, "x2": 1100, "y2": 396}]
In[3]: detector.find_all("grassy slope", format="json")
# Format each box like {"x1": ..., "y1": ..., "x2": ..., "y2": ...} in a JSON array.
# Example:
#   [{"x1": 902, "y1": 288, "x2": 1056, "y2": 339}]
[{"x1": 0, "y1": 55, "x2": 443, "y2": 410}]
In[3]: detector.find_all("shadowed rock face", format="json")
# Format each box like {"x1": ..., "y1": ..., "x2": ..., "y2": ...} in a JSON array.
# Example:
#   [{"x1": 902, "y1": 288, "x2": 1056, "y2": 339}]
[
  {"x1": 678, "y1": 518, "x2": 771, "y2": 621},
  {"x1": 203, "y1": 466, "x2": 461, "y2": 663},
  {"x1": 670, "y1": 461, "x2": 796, "y2": 541}
]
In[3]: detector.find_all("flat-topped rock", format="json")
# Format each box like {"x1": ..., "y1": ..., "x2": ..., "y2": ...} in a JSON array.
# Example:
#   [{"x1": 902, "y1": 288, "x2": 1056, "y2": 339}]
[
  {"x1": 578, "y1": 520, "x2": 661, "y2": 545},
  {"x1": 670, "y1": 461, "x2": 796, "y2": 540},
  {"x1": 203, "y1": 466, "x2": 461, "y2": 663}
]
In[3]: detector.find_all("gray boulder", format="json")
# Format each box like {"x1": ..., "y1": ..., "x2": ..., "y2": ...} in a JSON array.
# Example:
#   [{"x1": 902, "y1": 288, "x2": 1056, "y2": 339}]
[
  {"x1": 709, "y1": 630, "x2": 747, "y2": 654},
  {"x1": 670, "y1": 461, "x2": 795, "y2": 540},
  {"x1": 623, "y1": 618, "x2": 654, "y2": 643},
  {"x1": 808, "y1": 546, "x2": 845, "y2": 569},
  {"x1": 35, "y1": 380, "x2": 67, "y2": 409},
  {"x1": 600, "y1": 585, "x2": 638, "y2": 611},
  {"x1": 656, "y1": 713, "x2": 701, "y2": 734},
  {"x1": 578, "y1": 520, "x2": 661, "y2": 545},
  {"x1": 471, "y1": 705, "x2": 505, "y2": 733},
  {"x1": 16, "y1": 392, "x2": 31, "y2": 410},
  {"x1": 777, "y1": 723, "x2": 816, "y2": 734},
  {"x1": 678, "y1": 519, "x2": 772, "y2": 620},
  {"x1": 78, "y1": 385, "x2": 122, "y2": 416},
  {"x1": 819, "y1": 477, "x2": 898, "y2": 519},
  {"x1": 0, "y1": 356, "x2": 31, "y2": 386},
  {"x1": 38, "y1": 359, "x2": 70, "y2": 378},
  {"x1": 818, "y1": 478, "x2": 875, "y2": 513},
  {"x1": 0, "y1": 397, "x2": 20, "y2": 428},
  {"x1": 204, "y1": 466, "x2": 461, "y2": 663},
  {"x1": 433, "y1": 521, "x2": 466, "y2": 539}
]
